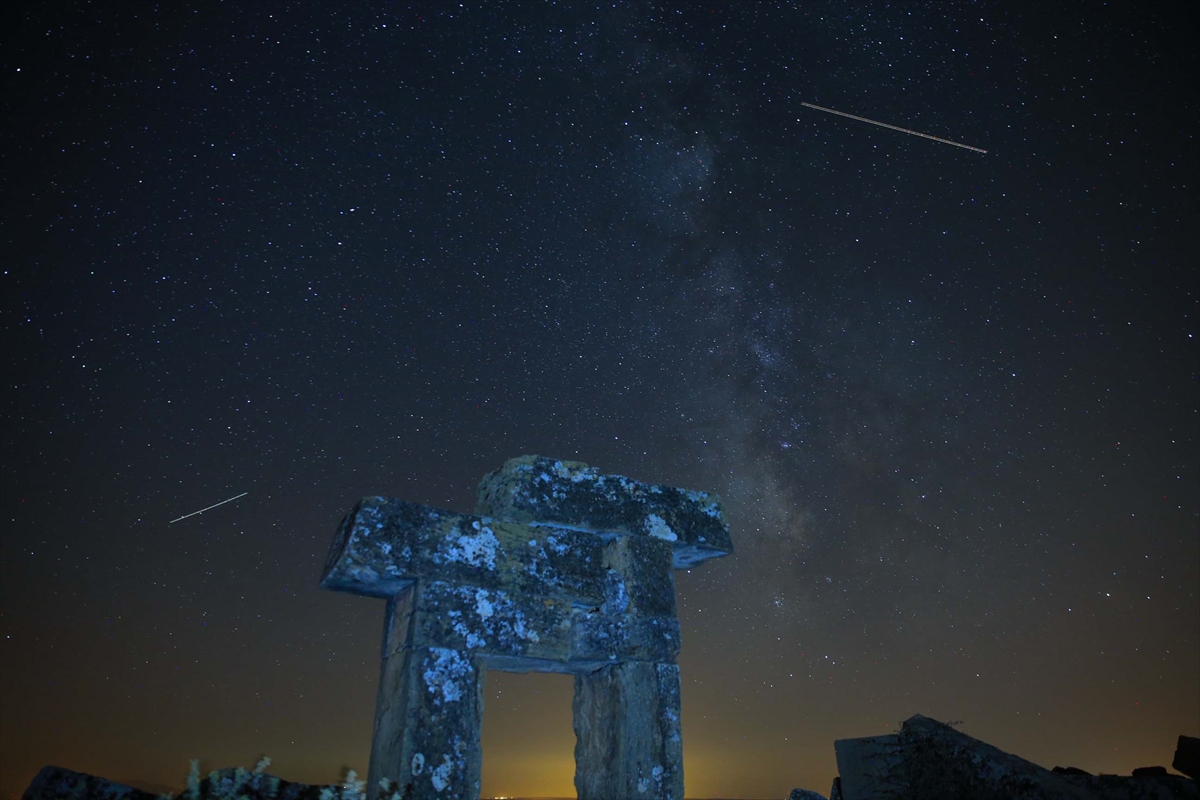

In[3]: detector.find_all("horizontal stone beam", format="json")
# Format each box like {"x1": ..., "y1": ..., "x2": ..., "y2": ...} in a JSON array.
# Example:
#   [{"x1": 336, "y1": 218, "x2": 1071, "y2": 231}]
[
  {"x1": 321, "y1": 497, "x2": 611, "y2": 600},
  {"x1": 476, "y1": 455, "x2": 732, "y2": 567},
  {"x1": 322, "y1": 498, "x2": 680, "y2": 667},
  {"x1": 412, "y1": 581, "x2": 680, "y2": 666}
]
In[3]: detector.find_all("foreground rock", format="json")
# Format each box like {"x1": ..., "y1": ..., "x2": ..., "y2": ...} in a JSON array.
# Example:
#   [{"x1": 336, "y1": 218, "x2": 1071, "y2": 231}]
[
  {"x1": 1176, "y1": 736, "x2": 1200, "y2": 781},
  {"x1": 822, "y1": 714, "x2": 1198, "y2": 800},
  {"x1": 22, "y1": 767, "x2": 157, "y2": 800},
  {"x1": 787, "y1": 789, "x2": 829, "y2": 800}
]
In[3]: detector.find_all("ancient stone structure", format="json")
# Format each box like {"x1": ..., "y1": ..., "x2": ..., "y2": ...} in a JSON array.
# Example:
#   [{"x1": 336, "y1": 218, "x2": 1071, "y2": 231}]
[
  {"x1": 320, "y1": 455, "x2": 733, "y2": 800},
  {"x1": 823, "y1": 714, "x2": 1199, "y2": 800}
]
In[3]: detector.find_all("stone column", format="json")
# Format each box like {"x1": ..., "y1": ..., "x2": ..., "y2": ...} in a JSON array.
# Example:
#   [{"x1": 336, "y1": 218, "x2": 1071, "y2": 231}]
[
  {"x1": 368, "y1": 586, "x2": 486, "y2": 800},
  {"x1": 573, "y1": 661, "x2": 684, "y2": 800}
]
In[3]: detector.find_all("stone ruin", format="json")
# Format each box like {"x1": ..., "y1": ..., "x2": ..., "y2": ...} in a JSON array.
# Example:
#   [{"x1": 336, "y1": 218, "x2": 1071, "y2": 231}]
[
  {"x1": 788, "y1": 715, "x2": 1199, "y2": 800},
  {"x1": 319, "y1": 455, "x2": 733, "y2": 800}
]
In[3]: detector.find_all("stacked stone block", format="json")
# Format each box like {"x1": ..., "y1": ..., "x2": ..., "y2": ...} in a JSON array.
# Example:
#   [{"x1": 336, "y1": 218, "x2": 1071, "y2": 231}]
[{"x1": 320, "y1": 455, "x2": 732, "y2": 800}]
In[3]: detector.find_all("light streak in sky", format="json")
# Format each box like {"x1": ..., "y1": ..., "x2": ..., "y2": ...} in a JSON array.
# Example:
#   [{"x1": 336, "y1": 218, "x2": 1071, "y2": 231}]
[
  {"x1": 801, "y1": 102, "x2": 988, "y2": 154},
  {"x1": 169, "y1": 492, "x2": 248, "y2": 524}
]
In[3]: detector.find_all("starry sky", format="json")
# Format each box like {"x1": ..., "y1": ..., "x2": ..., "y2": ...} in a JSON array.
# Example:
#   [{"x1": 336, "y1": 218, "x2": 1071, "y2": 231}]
[{"x1": 2, "y1": 2, "x2": 1197, "y2": 798}]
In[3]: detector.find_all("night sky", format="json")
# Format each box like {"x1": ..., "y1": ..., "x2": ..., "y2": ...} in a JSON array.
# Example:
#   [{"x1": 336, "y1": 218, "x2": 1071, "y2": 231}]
[{"x1": 2, "y1": 2, "x2": 1197, "y2": 798}]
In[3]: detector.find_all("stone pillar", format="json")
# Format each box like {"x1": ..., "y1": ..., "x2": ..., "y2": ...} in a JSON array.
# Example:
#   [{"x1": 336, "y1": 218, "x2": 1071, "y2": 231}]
[
  {"x1": 573, "y1": 661, "x2": 684, "y2": 800},
  {"x1": 368, "y1": 586, "x2": 486, "y2": 800}
]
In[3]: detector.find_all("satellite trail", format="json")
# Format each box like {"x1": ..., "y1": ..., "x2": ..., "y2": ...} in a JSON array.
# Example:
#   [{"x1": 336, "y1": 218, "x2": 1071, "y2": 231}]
[
  {"x1": 801, "y1": 102, "x2": 987, "y2": 154},
  {"x1": 169, "y1": 492, "x2": 248, "y2": 524}
]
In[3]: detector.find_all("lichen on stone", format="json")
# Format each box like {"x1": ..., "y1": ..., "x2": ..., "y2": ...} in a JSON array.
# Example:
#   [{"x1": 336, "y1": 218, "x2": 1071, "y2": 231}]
[{"x1": 422, "y1": 648, "x2": 471, "y2": 705}]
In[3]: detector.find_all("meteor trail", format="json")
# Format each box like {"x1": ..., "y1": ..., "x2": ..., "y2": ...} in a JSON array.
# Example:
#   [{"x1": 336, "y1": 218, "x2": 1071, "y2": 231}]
[
  {"x1": 801, "y1": 102, "x2": 987, "y2": 154},
  {"x1": 169, "y1": 492, "x2": 248, "y2": 524}
]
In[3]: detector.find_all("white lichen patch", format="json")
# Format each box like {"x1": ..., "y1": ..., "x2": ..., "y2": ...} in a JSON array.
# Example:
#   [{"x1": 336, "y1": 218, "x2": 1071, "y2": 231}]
[
  {"x1": 411, "y1": 753, "x2": 425, "y2": 775},
  {"x1": 646, "y1": 514, "x2": 677, "y2": 542},
  {"x1": 474, "y1": 588, "x2": 494, "y2": 620},
  {"x1": 441, "y1": 585, "x2": 542, "y2": 649},
  {"x1": 430, "y1": 754, "x2": 453, "y2": 792},
  {"x1": 603, "y1": 573, "x2": 630, "y2": 614},
  {"x1": 510, "y1": 610, "x2": 540, "y2": 643},
  {"x1": 356, "y1": 503, "x2": 386, "y2": 535},
  {"x1": 448, "y1": 610, "x2": 486, "y2": 649},
  {"x1": 434, "y1": 521, "x2": 499, "y2": 570},
  {"x1": 422, "y1": 647, "x2": 471, "y2": 705}
]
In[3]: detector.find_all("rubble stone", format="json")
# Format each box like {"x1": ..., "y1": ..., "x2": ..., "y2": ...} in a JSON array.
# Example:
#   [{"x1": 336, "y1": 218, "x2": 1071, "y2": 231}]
[
  {"x1": 1176, "y1": 736, "x2": 1200, "y2": 781},
  {"x1": 21, "y1": 767, "x2": 157, "y2": 800},
  {"x1": 833, "y1": 715, "x2": 1199, "y2": 800}
]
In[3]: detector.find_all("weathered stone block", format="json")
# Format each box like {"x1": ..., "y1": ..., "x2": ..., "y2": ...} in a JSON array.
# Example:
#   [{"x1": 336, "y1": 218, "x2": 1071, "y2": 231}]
[
  {"x1": 476, "y1": 455, "x2": 732, "y2": 567},
  {"x1": 1175, "y1": 735, "x2": 1200, "y2": 780},
  {"x1": 573, "y1": 662, "x2": 684, "y2": 800},
  {"x1": 324, "y1": 498, "x2": 682, "y2": 673},
  {"x1": 322, "y1": 498, "x2": 610, "y2": 602},
  {"x1": 411, "y1": 580, "x2": 572, "y2": 661},
  {"x1": 834, "y1": 733, "x2": 906, "y2": 800},
  {"x1": 367, "y1": 592, "x2": 484, "y2": 800},
  {"x1": 569, "y1": 610, "x2": 681, "y2": 663},
  {"x1": 601, "y1": 534, "x2": 677, "y2": 617}
]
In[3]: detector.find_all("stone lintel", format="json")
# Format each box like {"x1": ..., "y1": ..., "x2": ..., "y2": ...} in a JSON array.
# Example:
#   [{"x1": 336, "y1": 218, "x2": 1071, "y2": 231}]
[
  {"x1": 475, "y1": 455, "x2": 732, "y2": 568},
  {"x1": 325, "y1": 498, "x2": 681, "y2": 668},
  {"x1": 411, "y1": 580, "x2": 572, "y2": 662},
  {"x1": 480, "y1": 654, "x2": 616, "y2": 675},
  {"x1": 321, "y1": 497, "x2": 611, "y2": 601},
  {"x1": 404, "y1": 579, "x2": 680, "y2": 666},
  {"x1": 570, "y1": 612, "x2": 680, "y2": 664}
]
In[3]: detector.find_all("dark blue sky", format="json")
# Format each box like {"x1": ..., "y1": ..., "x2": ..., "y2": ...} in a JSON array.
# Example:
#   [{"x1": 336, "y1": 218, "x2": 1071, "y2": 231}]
[{"x1": 2, "y1": 2, "x2": 1196, "y2": 797}]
